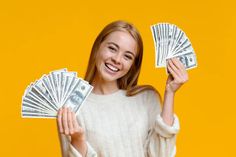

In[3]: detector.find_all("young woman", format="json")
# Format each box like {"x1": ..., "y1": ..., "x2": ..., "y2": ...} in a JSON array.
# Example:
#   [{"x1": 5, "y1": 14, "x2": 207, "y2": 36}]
[{"x1": 57, "y1": 20, "x2": 188, "y2": 157}]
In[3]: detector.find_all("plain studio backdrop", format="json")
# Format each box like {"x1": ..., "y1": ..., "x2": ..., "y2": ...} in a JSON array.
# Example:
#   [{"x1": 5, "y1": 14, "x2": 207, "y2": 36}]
[{"x1": 0, "y1": 0, "x2": 235, "y2": 156}]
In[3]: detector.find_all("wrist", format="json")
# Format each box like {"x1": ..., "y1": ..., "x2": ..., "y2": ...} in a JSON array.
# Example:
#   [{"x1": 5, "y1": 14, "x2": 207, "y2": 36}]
[
  {"x1": 164, "y1": 88, "x2": 175, "y2": 96},
  {"x1": 71, "y1": 134, "x2": 86, "y2": 143},
  {"x1": 71, "y1": 138, "x2": 86, "y2": 145},
  {"x1": 71, "y1": 138, "x2": 87, "y2": 157}
]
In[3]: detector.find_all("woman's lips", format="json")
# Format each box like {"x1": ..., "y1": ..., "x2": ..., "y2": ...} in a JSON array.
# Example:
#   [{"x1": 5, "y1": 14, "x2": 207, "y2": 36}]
[{"x1": 105, "y1": 63, "x2": 120, "y2": 72}]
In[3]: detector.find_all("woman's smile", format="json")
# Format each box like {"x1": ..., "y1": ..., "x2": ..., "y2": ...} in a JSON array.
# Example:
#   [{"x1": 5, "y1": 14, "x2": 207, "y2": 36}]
[{"x1": 104, "y1": 63, "x2": 120, "y2": 72}]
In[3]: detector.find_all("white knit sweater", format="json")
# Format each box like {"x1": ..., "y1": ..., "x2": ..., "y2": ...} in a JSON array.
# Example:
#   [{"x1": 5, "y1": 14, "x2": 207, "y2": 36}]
[{"x1": 59, "y1": 89, "x2": 180, "y2": 157}]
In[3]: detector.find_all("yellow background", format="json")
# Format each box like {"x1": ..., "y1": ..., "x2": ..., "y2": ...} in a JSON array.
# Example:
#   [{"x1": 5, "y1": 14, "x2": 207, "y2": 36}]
[{"x1": 0, "y1": 0, "x2": 235, "y2": 156}]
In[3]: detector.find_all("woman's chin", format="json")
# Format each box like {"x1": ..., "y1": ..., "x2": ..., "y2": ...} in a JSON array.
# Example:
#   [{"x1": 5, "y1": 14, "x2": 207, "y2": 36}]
[
  {"x1": 101, "y1": 72, "x2": 119, "y2": 82},
  {"x1": 103, "y1": 76, "x2": 118, "y2": 82}
]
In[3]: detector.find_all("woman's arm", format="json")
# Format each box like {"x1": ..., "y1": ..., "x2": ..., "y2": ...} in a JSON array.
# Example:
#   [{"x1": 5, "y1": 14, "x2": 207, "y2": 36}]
[
  {"x1": 161, "y1": 90, "x2": 175, "y2": 125},
  {"x1": 161, "y1": 58, "x2": 188, "y2": 126}
]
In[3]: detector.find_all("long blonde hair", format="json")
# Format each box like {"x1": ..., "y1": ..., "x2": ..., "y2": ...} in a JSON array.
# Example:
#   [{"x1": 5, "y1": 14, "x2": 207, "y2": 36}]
[{"x1": 84, "y1": 20, "x2": 161, "y2": 99}]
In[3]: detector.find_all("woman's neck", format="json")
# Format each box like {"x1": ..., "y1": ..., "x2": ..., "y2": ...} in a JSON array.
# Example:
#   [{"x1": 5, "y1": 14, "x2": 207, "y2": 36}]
[{"x1": 91, "y1": 75, "x2": 119, "y2": 95}]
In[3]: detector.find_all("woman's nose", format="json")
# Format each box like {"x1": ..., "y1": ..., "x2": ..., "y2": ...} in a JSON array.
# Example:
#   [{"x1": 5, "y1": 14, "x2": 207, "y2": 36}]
[{"x1": 111, "y1": 53, "x2": 122, "y2": 64}]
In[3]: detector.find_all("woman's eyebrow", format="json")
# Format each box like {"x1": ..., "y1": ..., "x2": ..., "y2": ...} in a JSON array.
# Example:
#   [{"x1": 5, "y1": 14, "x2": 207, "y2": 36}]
[
  {"x1": 107, "y1": 42, "x2": 135, "y2": 57},
  {"x1": 107, "y1": 42, "x2": 119, "y2": 48}
]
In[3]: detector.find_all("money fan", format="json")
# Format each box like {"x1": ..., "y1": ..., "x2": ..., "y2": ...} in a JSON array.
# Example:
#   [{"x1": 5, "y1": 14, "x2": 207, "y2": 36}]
[
  {"x1": 151, "y1": 23, "x2": 197, "y2": 70},
  {"x1": 21, "y1": 68, "x2": 93, "y2": 118}
]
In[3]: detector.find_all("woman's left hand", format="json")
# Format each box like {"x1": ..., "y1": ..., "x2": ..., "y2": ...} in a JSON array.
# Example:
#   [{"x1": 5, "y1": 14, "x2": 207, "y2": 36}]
[{"x1": 165, "y1": 58, "x2": 189, "y2": 94}]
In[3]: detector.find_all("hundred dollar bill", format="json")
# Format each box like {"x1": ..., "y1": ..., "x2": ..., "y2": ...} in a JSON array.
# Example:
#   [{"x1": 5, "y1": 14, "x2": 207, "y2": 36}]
[
  {"x1": 166, "y1": 52, "x2": 197, "y2": 70},
  {"x1": 33, "y1": 78, "x2": 58, "y2": 111},
  {"x1": 29, "y1": 86, "x2": 58, "y2": 112},
  {"x1": 60, "y1": 71, "x2": 77, "y2": 107},
  {"x1": 151, "y1": 23, "x2": 198, "y2": 71},
  {"x1": 60, "y1": 75, "x2": 78, "y2": 107},
  {"x1": 50, "y1": 70, "x2": 64, "y2": 104},
  {"x1": 35, "y1": 75, "x2": 57, "y2": 105},
  {"x1": 23, "y1": 96, "x2": 53, "y2": 112},
  {"x1": 22, "y1": 105, "x2": 56, "y2": 118},
  {"x1": 42, "y1": 75, "x2": 58, "y2": 105},
  {"x1": 21, "y1": 68, "x2": 93, "y2": 118},
  {"x1": 26, "y1": 92, "x2": 53, "y2": 111},
  {"x1": 63, "y1": 79, "x2": 93, "y2": 113}
]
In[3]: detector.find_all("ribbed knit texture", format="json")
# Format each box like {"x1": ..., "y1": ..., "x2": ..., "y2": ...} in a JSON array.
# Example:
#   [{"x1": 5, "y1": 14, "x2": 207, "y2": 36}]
[{"x1": 59, "y1": 89, "x2": 180, "y2": 157}]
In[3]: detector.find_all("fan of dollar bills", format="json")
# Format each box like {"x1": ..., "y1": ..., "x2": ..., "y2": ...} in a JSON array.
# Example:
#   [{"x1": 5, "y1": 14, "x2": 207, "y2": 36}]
[
  {"x1": 21, "y1": 68, "x2": 93, "y2": 118},
  {"x1": 151, "y1": 23, "x2": 197, "y2": 70}
]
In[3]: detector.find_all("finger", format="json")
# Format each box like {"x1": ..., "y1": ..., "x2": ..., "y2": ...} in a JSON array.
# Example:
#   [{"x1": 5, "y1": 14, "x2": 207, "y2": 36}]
[
  {"x1": 172, "y1": 57, "x2": 185, "y2": 71},
  {"x1": 171, "y1": 58, "x2": 188, "y2": 81},
  {"x1": 57, "y1": 108, "x2": 63, "y2": 133},
  {"x1": 67, "y1": 108, "x2": 74, "y2": 134},
  {"x1": 168, "y1": 60, "x2": 188, "y2": 83},
  {"x1": 168, "y1": 59, "x2": 182, "y2": 78},
  {"x1": 167, "y1": 63, "x2": 180, "y2": 81},
  {"x1": 169, "y1": 58, "x2": 180, "y2": 71},
  {"x1": 166, "y1": 59, "x2": 171, "y2": 74},
  {"x1": 62, "y1": 107, "x2": 69, "y2": 135},
  {"x1": 72, "y1": 112, "x2": 81, "y2": 132},
  {"x1": 171, "y1": 58, "x2": 185, "y2": 76}
]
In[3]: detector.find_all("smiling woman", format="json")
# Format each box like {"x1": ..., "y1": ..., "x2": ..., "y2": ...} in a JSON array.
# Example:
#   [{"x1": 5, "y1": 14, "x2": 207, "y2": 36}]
[
  {"x1": 57, "y1": 20, "x2": 188, "y2": 157},
  {"x1": 94, "y1": 31, "x2": 137, "y2": 85},
  {"x1": 84, "y1": 20, "x2": 147, "y2": 95}
]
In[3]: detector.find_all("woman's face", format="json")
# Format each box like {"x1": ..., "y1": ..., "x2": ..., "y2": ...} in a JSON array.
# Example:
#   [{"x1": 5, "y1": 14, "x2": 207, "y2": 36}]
[{"x1": 95, "y1": 31, "x2": 137, "y2": 83}]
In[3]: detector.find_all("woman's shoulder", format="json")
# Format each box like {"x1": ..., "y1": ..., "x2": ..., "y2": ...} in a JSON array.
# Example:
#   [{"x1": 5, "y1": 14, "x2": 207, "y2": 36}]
[
  {"x1": 127, "y1": 87, "x2": 162, "y2": 115},
  {"x1": 126, "y1": 85, "x2": 162, "y2": 102},
  {"x1": 137, "y1": 89, "x2": 161, "y2": 103}
]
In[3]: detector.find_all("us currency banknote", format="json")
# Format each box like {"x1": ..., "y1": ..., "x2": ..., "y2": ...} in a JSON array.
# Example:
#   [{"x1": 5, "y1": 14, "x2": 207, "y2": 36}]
[
  {"x1": 151, "y1": 23, "x2": 198, "y2": 70},
  {"x1": 21, "y1": 68, "x2": 93, "y2": 119}
]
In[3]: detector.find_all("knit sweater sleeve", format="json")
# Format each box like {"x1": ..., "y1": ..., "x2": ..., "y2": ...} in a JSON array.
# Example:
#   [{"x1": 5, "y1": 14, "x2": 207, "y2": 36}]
[
  {"x1": 58, "y1": 133, "x2": 97, "y2": 157},
  {"x1": 144, "y1": 90, "x2": 180, "y2": 157}
]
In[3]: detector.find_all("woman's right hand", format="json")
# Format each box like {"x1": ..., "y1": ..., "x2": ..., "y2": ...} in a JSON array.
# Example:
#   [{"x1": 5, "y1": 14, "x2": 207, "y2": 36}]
[{"x1": 57, "y1": 107, "x2": 86, "y2": 145}]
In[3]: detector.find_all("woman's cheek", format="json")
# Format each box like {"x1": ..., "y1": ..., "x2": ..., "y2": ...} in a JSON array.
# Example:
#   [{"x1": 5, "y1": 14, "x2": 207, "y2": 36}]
[
  {"x1": 123, "y1": 64, "x2": 132, "y2": 75},
  {"x1": 127, "y1": 61, "x2": 134, "y2": 70}
]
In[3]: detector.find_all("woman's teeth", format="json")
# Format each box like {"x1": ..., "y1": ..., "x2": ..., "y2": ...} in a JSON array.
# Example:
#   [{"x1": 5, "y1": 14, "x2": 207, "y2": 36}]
[{"x1": 105, "y1": 63, "x2": 119, "y2": 72}]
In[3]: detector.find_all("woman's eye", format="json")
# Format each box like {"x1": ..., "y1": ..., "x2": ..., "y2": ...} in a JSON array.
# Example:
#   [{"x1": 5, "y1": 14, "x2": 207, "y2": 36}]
[
  {"x1": 124, "y1": 55, "x2": 133, "y2": 60},
  {"x1": 108, "y1": 46, "x2": 116, "y2": 51}
]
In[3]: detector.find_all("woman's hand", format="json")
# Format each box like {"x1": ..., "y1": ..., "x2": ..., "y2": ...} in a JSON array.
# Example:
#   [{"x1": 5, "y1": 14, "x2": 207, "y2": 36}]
[
  {"x1": 57, "y1": 107, "x2": 87, "y2": 156},
  {"x1": 161, "y1": 58, "x2": 189, "y2": 125},
  {"x1": 166, "y1": 58, "x2": 189, "y2": 94},
  {"x1": 57, "y1": 107, "x2": 85, "y2": 141}
]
